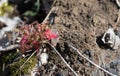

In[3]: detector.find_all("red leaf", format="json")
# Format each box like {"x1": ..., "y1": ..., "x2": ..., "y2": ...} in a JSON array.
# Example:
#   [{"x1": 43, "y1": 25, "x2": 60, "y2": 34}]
[
  {"x1": 20, "y1": 36, "x2": 28, "y2": 45},
  {"x1": 44, "y1": 29, "x2": 58, "y2": 40}
]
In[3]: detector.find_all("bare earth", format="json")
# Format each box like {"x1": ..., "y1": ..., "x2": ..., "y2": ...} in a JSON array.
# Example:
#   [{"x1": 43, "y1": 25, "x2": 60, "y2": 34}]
[{"x1": 46, "y1": 0, "x2": 120, "y2": 76}]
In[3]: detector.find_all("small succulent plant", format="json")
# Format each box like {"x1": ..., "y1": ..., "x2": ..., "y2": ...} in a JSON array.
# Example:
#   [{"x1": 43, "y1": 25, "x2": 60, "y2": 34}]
[{"x1": 20, "y1": 21, "x2": 58, "y2": 53}]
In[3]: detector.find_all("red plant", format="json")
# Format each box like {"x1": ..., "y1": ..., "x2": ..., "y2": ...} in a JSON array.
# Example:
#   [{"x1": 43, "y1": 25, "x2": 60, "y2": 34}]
[
  {"x1": 20, "y1": 21, "x2": 58, "y2": 53},
  {"x1": 44, "y1": 29, "x2": 58, "y2": 40}
]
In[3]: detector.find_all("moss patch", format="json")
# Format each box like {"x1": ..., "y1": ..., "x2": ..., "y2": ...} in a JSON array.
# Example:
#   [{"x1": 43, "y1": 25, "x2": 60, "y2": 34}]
[{"x1": 0, "y1": 51, "x2": 37, "y2": 76}]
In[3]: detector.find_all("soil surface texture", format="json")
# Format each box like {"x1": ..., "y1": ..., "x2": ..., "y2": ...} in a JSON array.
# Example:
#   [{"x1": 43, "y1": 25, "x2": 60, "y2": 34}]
[{"x1": 45, "y1": 0, "x2": 120, "y2": 76}]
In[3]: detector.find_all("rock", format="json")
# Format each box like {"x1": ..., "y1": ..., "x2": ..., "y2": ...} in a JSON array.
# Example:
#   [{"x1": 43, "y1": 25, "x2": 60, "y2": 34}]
[
  {"x1": 55, "y1": 72, "x2": 64, "y2": 76},
  {"x1": 83, "y1": 49, "x2": 92, "y2": 57},
  {"x1": 109, "y1": 60, "x2": 120, "y2": 76},
  {"x1": 102, "y1": 28, "x2": 120, "y2": 49},
  {"x1": 39, "y1": 52, "x2": 48, "y2": 66},
  {"x1": 108, "y1": 68, "x2": 118, "y2": 75},
  {"x1": 0, "y1": 16, "x2": 22, "y2": 36}
]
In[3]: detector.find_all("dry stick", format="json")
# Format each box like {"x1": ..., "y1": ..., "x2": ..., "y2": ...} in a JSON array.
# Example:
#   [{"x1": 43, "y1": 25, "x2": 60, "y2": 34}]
[
  {"x1": 20, "y1": 51, "x2": 36, "y2": 70},
  {"x1": 42, "y1": 0, "x2": 57, "y2": 23},
  {"x1": 114, "y1": 9, "x2": 120, "y2": 28},
  {"x1": 68, "y1": 44, "x2": 116, "y2": 76},
  {"x1": 42, "y1": 7, "x2": 56, "y2": 23},
  {"x1": 113, "y1": 0, "x2": 120, "y2": 28},
  {"x1": 116, "y1": 0, "x2": 120, "y2": 8},
  {"x1": 42, "y1": 0, "x2": 57, "y2": 24},
  {"x1": 48, "y1": 43, "x2": 78, "y2": 76},
  {"x1": 16, "y1": 48, "x2": 42, "y2": 76},
  {"x1": 14, "y1": 50, "x2": 37, "y2": 75}
]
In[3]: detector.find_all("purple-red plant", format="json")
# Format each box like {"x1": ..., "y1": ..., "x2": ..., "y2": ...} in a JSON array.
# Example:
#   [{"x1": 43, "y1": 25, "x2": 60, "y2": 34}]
[{"x1": 20, "y1": 21, "x2": 58, "y2": 53}]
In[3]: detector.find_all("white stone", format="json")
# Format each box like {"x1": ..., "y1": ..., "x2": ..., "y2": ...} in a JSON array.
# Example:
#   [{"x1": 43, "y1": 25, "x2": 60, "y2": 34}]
[
  {"x1": 0, "y1": 16, "x2": 22, "y2": 36},
  {"x1": 102, "y1": 28, "x2": 120, "y2": 49},
  {"x1": 40, "y1": 53, "x2": 48, "y2": 65}
]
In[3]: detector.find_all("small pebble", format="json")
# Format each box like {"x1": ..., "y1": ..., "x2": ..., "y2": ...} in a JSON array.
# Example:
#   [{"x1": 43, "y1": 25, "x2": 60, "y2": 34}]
[{"x1": 55, "y1": 72, "x2": 63, "y2": 76}]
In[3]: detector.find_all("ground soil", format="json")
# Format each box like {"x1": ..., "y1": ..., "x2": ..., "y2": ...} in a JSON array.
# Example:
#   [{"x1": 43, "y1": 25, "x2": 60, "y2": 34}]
[{"x1": 43, "y1": 0, "x2": 120, "y2": 76}]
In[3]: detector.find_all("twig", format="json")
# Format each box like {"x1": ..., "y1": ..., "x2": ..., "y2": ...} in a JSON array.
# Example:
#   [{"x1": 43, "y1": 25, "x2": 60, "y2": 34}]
[
  {"x1": 15, "y1": 51, "x2": 36, "y2": 76},
  {"x1": 68, "y1": 44, "x2": 117, "y2": 76},
  {"x1": 48, "y1": 43, "x2": 78, "y2": 76},
  {"x1": 50, "y1": 0, "x2": 57, "y2": 10},
  {"x1": 116, "y1": 0, "x2": 120, "y2": 8},
  {"x1": 42, "y1": 0, "x2": 57, "y2": 23},
  {"x1": 20, "y1": 51, "x2": 36, "y2": 70},
  {"x1": 114, "y1": 9, "x2": 120, "y2": 28},
  {"x1": 42, "y1": 7, "x2": 56, "y2": 23},
  {"x1": 14, "y1": 50, "x2": 37, "y2": 76}
]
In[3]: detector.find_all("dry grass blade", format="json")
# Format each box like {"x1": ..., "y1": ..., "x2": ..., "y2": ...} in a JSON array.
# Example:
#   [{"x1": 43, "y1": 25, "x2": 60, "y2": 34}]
[
  {"x1": 14, "y1": 50, "x2": 37, "y2": 75},
  {"x1": 68, "y1": 44, "x2": 117, "y2": 76},
  {"x1": 114, "y1": 9, "x2": 120, "y2": 28},
  {"x1": 42, "y1": 7, "x2": 56, "y2": 23},
  {"x1": 42, "y1": 0, "x2": 57, "y2": 23},
  {"x1": 48, "y1": 43, "x2": 78, "y2": 76},
  {"x1": 116, "y1": 0, "x2": 120, "y2": 7},
  {"x1": 20, "y1": 51, "x2": 36, "y2": 70}
]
